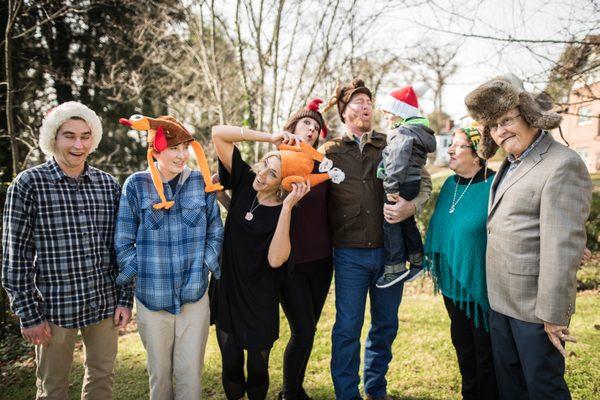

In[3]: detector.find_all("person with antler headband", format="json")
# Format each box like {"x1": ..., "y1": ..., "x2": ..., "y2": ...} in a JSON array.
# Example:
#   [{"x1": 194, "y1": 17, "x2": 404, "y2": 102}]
[
  {"x1": 209, "y1": 117, "x2": 344, "y2": 400},
  {"x1": 114, "y1": 114, "x2": 224, "y2": 399},
  {"x1": 320, "y1": 78, "x2": 433, "y2": 400}
]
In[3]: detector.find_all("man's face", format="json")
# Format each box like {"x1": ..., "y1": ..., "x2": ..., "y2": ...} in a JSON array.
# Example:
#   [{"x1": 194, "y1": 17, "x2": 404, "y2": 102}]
[
  {"x1": 54, "y1": 118, "x2": 93, "y2": 171},
  {"x1": 489, "y1": 107, "x2": 538, "y2": 158},
  {"x1": 343, "y1": 93, "x2": 373, "y2": 133}
]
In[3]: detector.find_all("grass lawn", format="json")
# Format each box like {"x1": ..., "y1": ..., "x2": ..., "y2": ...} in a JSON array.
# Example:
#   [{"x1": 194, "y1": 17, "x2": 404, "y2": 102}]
[{"x1": 2, "y1": 282, "x2": 599, "y2": 400}]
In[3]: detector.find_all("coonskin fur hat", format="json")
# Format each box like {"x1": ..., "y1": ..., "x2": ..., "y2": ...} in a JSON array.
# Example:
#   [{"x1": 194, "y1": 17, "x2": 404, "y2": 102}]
[
  {"x1": 464, "y1": 73, "x2": 562, "y2": 159},
  {"x1": 323, "y1": 78, "x2": 372, "y2": 122}
]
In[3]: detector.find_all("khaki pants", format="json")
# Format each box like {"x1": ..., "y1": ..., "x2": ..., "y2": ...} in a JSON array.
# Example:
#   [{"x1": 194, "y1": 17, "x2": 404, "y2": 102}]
[
  {"x1": 35, "y1": 317, "x2": 119, "y2": 400},
  {"x1": 136, "y1": 293, "x2": 210, "y2": 400}
]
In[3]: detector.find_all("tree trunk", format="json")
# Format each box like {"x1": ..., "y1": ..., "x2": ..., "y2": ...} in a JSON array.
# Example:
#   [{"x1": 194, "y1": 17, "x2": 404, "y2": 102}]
[{"x1": 5, "y1": 0, "x2": 19, "y2": 176}]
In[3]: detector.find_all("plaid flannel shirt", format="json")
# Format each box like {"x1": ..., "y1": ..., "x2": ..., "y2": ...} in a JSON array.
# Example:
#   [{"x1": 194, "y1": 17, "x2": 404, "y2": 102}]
[
  {"x1": 115, "y1": 167, "x2": 223, "y2": 314},
  {"x1": 1, "y1": 159, "x2": 131, "y2": 329}
]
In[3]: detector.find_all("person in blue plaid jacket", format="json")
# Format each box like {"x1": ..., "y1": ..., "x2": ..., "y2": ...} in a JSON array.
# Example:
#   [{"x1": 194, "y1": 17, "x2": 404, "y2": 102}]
[
  {"x1": 114, "y1": 114, "x2": 223, "y2": 400},
  {"x1": 2, "y1": 101, "x2": 131, "y2": 399}
]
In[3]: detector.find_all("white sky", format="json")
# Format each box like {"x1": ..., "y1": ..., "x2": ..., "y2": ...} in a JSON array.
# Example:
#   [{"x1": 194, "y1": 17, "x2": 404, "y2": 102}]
[{"x1": 369, "y1": 0, "x2": 599, "y2": 120}]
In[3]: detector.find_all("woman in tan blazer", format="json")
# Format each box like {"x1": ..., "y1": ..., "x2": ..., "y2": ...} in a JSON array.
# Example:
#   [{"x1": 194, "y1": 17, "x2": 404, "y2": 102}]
[{"x1": 465, "y1": 74, "x2": 592, "y2": 400}]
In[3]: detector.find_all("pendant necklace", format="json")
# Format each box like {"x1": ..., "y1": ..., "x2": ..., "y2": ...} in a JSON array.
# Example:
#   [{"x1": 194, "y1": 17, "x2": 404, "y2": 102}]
[
  {"x1": 245, "y1": 194, "x2": 262, "y2": 221},
  {"x1": 449, "y1": 175, "x2": 475, "y2": 214}
]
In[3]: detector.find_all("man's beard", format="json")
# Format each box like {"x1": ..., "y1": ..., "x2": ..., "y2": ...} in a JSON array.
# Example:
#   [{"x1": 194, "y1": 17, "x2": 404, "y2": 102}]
[{"x1": 349, "y1": 114, "x2": 372, "y2": 132}]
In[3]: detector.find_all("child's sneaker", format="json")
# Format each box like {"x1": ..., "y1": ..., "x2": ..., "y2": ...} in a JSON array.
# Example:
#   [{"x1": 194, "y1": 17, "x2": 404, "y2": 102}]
[
  {"x1": 402, "y1": 266, "x2": 424, "y2": 283},
  {"x1": 376, "y1": 265, "x2": 410, "y2": 288}
]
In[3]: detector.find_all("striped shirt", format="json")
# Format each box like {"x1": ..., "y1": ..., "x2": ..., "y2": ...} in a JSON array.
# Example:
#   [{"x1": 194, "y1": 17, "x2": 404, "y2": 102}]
[
  {"x1": 497, "y1": 130, "x2": 547, "y2": 193},
  {"x1": 115, "y1": 166, "x2": 223, "y2": 314},
  {"x1": 2, "y1": 159, "x2": 129, "y2": 329}
]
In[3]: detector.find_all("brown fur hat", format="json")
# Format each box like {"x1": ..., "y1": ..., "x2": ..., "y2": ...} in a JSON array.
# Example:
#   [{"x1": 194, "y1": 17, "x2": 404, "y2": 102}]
[
  {"x1": 464, "y1": 73, "x2": 562, "y2": 159},
  {"x1": 323, "y1": 78, "x2": 372, "y2": 123}
]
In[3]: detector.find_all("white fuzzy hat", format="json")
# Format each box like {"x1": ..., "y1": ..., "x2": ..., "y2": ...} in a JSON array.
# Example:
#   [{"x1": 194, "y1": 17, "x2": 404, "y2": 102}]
[{"x1": 39, "y1": 101, "x2": 103, "y2": 156}]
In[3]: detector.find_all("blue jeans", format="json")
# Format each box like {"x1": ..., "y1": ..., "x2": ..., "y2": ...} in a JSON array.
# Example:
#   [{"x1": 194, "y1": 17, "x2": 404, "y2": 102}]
[{"x1": 331, "y1": 247, "x2": 404, "y2": 399}]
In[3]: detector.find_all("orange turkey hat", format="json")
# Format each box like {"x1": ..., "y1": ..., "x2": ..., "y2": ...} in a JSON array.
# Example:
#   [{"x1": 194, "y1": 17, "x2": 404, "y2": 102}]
[
  {"x1": 277, "y1": 141, "x2": 345, "y2": 191},
  {"x1": 119, "y1": 114, "x2": 222, "y2": 210}
]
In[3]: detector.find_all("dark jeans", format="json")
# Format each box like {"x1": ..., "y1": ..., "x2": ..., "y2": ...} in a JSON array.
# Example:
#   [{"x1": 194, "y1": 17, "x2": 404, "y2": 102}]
[
  {"x1": 280, "y1": 256, "x2": 334, "y2": 398},
  {"x1": 443, "y1": 296, "x2": 498, "y2": 400},
  {"x1": 216, "y1": 328, "x2": 271, "y2": 400},
  {"x1": 383, "y1": 180, "x2": 422, "y2": 267},
  {"x1": 331, "y1": 247, "x2": 403, "y2": 399},
  {"x1": 489, "y1": 310, "x2": 571, "y2": 400}
]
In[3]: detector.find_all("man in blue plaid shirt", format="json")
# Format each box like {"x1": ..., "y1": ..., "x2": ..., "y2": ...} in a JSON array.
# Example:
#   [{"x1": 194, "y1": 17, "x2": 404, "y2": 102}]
[
  {"x1": 2, "y1": 101, "x2": 132, "y2": 399},
  {"x1": 115, "y1": 114, "x2": 223, "y2": 399}
]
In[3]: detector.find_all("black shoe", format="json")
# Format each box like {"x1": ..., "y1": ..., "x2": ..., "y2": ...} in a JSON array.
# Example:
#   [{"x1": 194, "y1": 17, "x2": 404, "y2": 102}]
[
  {"x1": 403, "y1": 266, "x2": 424, "y2": 283},
  {"x1": 299, "y1": 388, "x2": 313, "y2": 400},
  {"x1": 375, "y1": 269, "x2": 410, "y2": 288}
]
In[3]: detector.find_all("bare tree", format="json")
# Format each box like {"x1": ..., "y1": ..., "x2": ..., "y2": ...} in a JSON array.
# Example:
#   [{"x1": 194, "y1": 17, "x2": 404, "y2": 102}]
[{"x1": 3, "y1": 0, "x2": 72, "y2": 175}]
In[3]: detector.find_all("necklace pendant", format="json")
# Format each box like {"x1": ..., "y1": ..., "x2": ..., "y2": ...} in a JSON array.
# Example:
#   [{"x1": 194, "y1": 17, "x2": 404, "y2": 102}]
[
  {"x1": 245, "y1": 212, "x2": 254, "y2": 221},
  {"x1": 449, "y1": 206, "x2": 455, "y2": 214}
]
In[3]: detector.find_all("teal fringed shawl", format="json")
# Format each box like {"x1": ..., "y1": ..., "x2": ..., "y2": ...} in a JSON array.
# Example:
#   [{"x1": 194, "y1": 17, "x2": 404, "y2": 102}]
[{"x1": 424, "y1": 173, "x2": 493, "y2": 329}]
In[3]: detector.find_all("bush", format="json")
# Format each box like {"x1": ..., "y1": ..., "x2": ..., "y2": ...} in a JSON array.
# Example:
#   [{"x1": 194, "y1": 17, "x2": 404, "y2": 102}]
[{"x1": 585, "y1": 191, "x2": 600, "y2": 252}]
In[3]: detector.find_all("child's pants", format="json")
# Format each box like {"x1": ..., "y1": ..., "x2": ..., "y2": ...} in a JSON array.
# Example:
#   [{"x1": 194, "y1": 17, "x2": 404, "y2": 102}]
[{"x1": 383, "y1": 180, "x2": 422, "y2": 268}]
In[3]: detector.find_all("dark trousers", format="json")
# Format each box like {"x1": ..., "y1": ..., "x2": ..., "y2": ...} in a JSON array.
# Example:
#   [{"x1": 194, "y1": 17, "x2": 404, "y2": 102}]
[
  {"x1": 280, "y1": 257, "x2": 334, "y2": 398},
  {"x1": 383, "y1": 180, "x2": 422, "y2": 267},
  {"x1": 443, "y1": 296, "x2": 498, "y2": 400},
  {"x1": 489, "y1": 309, "x2": 571, "y2": 400},
  {"x1": 216, "y1": 328, "x2": 272, "y2": 400}
]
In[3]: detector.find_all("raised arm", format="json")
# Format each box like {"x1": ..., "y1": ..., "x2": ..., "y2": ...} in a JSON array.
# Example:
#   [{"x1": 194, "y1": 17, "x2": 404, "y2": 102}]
[
  {"x1": 267, "y1": 182, "x2": 310, "y2": 268},
  {"x1": 211, "y1": 125, "x2": 299, "y2": 174}
]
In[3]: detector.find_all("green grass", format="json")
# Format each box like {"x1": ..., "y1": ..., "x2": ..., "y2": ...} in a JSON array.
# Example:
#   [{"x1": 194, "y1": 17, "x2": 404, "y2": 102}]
[{"x1": 2, "y1": 285, "x2": 600, "y2": 399}]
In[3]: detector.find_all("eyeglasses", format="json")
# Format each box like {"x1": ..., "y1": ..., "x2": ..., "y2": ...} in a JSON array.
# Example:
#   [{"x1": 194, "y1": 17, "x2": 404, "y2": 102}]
[
  {"x1": 490, "y1": 113, "x2": 521, "y2": 132},
  {"x1": 448, "y1": 143, "x2": 472, "y2": 150}
]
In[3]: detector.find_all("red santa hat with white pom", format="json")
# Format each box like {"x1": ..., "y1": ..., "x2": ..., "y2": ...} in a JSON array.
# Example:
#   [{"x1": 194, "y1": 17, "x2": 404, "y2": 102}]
[{"x1": 379, "y1": 83, "x2": 429, "y2": 119}]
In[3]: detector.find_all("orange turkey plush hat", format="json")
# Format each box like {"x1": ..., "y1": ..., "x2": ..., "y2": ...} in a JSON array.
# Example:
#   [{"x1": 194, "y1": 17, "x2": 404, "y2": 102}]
[
  {"x1": 119, "y1": 114, "x2": 222, "y2": 210},
  {"x1": 278, "y1": 141, "x2": 345, "y2": 191}
]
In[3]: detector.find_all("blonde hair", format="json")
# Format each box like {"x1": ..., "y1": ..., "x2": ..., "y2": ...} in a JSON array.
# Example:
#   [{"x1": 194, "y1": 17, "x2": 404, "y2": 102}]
[{"x1": 251, "y1": 151, "x2": 288, "y2": 202}]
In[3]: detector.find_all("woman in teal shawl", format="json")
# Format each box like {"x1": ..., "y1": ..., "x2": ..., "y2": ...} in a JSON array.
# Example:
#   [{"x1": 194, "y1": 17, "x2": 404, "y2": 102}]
[{"x1": 424, "y1": 126, "x2": 498, "y2": 399}]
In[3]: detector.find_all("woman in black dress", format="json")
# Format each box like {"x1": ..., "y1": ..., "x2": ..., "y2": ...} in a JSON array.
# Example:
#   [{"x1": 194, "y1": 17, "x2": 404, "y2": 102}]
[{"x1": 211, "y1": 125, "x2": 309, "y2": 400}]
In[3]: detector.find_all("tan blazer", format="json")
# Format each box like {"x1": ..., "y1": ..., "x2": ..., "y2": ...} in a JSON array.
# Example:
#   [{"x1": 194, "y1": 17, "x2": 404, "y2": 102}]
[{"x1": 487, "y1": 133, "x2": 592, "y2": 325}]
